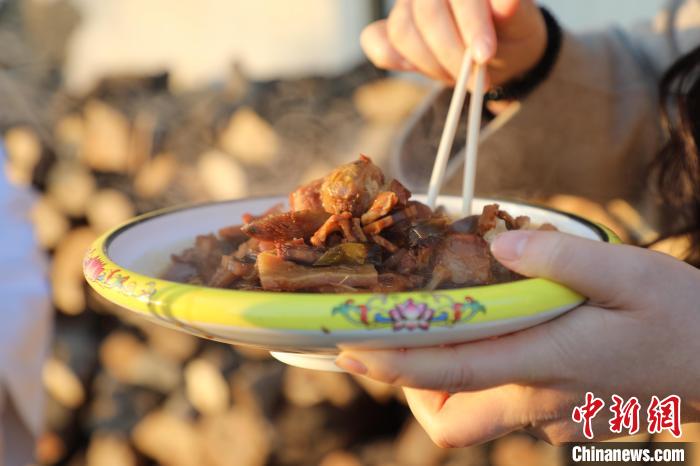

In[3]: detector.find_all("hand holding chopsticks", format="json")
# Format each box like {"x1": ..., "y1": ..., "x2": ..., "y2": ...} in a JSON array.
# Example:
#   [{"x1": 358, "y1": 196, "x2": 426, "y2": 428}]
[{"x1": 426, "y1": 51, "x2": 487, "y2": 217}]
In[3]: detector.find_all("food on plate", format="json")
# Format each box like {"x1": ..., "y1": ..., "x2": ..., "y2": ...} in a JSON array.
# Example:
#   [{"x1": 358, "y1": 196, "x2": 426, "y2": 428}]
[{"x1": 162, "y1": 155, "x2": 556, "y2": 292}]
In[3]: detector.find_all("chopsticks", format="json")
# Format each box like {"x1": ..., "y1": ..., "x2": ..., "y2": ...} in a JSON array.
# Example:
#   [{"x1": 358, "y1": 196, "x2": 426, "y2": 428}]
[{"x1": 425, "y1": 51, "x2": 487, "y2": 217}]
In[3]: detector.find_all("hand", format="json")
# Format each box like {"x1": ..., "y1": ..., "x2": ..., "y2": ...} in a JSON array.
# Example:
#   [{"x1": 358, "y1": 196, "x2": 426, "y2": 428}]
[
  {"x1": 335, "y1": 231, "x2": 700, "y2": 446},
  {"x1": 361, "y1": 0, "x2": 548, "y2": 87}
]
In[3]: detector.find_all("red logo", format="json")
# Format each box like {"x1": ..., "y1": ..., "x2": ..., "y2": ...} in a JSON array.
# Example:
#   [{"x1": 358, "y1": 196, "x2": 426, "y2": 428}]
[
  {"x1": 572, "y1": 393, "x2": 683, "y2": 440},
  {"x1": 647, "y1": 395, "x2": 682, "y2": 438},
  {"x1": 609, "y1": 395, "x2": 641, "y2": 435},
  {"x1": 572, "y1": 392, "x2": 606, "y2": 440}
]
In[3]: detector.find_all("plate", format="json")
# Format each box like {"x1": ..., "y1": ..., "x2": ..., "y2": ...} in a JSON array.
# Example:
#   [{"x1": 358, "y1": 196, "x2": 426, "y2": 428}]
[{"x1": 83, "y1": 196, "x2": 620, "y2": 371}]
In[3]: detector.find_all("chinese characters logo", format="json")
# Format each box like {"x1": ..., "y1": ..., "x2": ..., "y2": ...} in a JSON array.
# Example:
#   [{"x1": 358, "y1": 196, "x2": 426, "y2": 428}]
[{"x1": 571, "y1": 392, "x2": 681, "y2": 440}]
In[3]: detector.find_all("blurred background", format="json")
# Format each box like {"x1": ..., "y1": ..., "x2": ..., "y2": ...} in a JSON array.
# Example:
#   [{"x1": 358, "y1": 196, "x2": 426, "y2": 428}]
[{"x1": 2, "y1": 0, "x2": 697, "y2": 465}]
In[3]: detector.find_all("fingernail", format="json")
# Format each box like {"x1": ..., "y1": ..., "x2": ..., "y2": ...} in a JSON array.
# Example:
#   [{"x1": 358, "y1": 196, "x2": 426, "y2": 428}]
[
  {"x1": 491, "y1": 231, "x2": 531, "y2": 262},
  {"x1": 335, "y1": 354, "x2": 368, "y2": 375},
  {"x1": 473, "y1": 37, "x2": 494, "y2": 64}
]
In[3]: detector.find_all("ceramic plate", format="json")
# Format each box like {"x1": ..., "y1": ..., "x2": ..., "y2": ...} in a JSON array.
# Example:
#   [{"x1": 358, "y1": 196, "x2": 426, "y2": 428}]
[{"x1": 83, "y1": 196, "x2": 619, "y2": 371}]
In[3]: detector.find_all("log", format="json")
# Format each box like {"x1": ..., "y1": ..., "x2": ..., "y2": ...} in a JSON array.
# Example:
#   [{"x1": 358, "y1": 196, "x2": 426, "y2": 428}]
[
  {"x1": 46, "y1": 162, "x2": 97, "y2": 217},
  {"x1": 283, "y1": 367, "x2": 358, "y2": 408},
  {"x1": 3, "y1": 125, "x2": 41, "y2": 185},
  {"x1": 86, "y1": 188, "x2": 136, "y2": 234},
  {"x1": 30, "y1": 195, "x2": 70, "y2": 250},
  {"x1": 229, "y1": 362, "x2": 284, "y2": 418},
  {"x1": 43, "y1": 357, "x2": 86, "y2": 409},
  {"x1": 133, "y1": 152, "x2": 178, "y2": 199},
  {"x1": 51, "y1": 227, "x2": 98, "y2": 315},
  {"x1": 319, "y1": 450, "x2": 363, "y2": 466},
  {"x1": 82, "y1": 100, "x2": 132, "y2": 173},
  {"x1": 490, "y1": 434, "x2": 546, "y2": 466},
  {"x1": 86, "y1": 432, "x2": 137, "y2": 466},
  {"x1": 99, "y1": 331, "x2": 180, "y2": 392},
  {"x1": 36, "y1": 432, "x2": 66, "y2": 466},
  {"x1": 219, "y1": 106, "x2": 279, "y2": 167},
  {"x1": 141, "y1": 322, "x2": 198, "y2": 363},
  {"x1": 197, "y1": 149, "x2": 248, "y2": 200},
  {"x1": 198, "y1": 407, "x2": 272, "y2": 466},
  {"x1": 184, "y1": 358, "x2": 230, "y2": 416},
  {"x1": 395, "y1": 418, "x2": 447, "y2": 466},
  {"x1": 132, "y1": 410, "x2": 201, "y2": 466}
]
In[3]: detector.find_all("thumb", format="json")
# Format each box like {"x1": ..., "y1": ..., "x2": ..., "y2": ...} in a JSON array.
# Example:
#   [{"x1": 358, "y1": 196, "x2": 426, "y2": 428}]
[{"x1": 491, "y1": 230, "x2": 657, "y2": 307}]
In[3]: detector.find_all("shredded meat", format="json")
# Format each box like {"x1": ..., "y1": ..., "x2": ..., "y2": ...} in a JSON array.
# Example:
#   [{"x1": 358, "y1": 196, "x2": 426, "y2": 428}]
[
  {"x1": 289, "y1": 178, "x2": 324, "y2": 212},
  {"x1": 361, "y1": 191, "x2": 398, "y2": 225},
  {"x1": 310, "y1": 212, "x2": 353, "y2": 247},
  {"x1": 427, "y1": 234, "x2": 493, "y2": 290},
  {"x1": 166, "y1": 155, "x2": 558, "y2": 293},
  {"x1": 388, "y1": 179, "x2": 411, "y2": 206},
  {"x1": 242, "y1": 210, "x2": 330, "y2": 241}
]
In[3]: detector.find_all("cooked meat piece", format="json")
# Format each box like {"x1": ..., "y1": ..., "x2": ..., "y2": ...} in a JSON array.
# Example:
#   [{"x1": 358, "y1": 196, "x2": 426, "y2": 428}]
[
  {"x1": 320, "y1": 155, "x2": 385, "y2": 216},
  {"x1": 289, "y1": 178, "x2": 324, "y2": 212},
  {"x1": 257, "y1": 252, "x2": 378, "y2": 291},
  {"x1": 161, "y1": 261, "x2": 197, "y2": 283},
  {"x1": 242, "y1": 210, "x2": 330, "y2": 241},
  {"x1": 490, "y1": 260, "x2": 521, "y2": 283},
  {"x1": 351, "y1": 218, "x2": 368, "y2": 242},
  {"x1": 408, "y1": 201, "x2": 435, "y2": 222},
  {"x1": 371, "y1": 234, "x2": 399, "y2": 253},
  {"x1": 477, "y1": 204, "x2": 500, "y2": 235},
  {"x1": 339, "y1": 216, "x2": 357, "y2": 242},
  {"x1": 427, "y1": 233, "x2": 492, "y2": 289},
  {"x1": 449, "y1": 215, "x2": 480, "y2": 235},
  {"x1": 217, "y1": 225, "x2": 250, "y2": 249},
  {"x1": 496, "y1": 209, "x2": 516, "y2": 229},
  {"x1": 373, "y1": 273, "x2": 424, "y2": 293},
  {"x1": 172, "y1": 234, "x2": 226, "y2": 283},
  {"x1": 276, "y1": 241, "x2": 324, "y2": 265},
  {"x1": 242, "y1": 203, "x2": 285, "y2": 224},
  {"x1": 363, "y1": 204, "x2": 419, "y2": 235},
  {"x1": 310, "y1": 212, "x2": 352, "y2": 247},
  {"x1": 388, "y1": 179, "x2": 411, "y2": 206},
  {"x1": 361, "y1": 191, "x2": 398, "y2": 225},
  {"x1": 408, "y1": 220, "x2": 448, "y2": 248},
  {"x1": 382, "y1": 248, "x2": 421, "y2": 275},
  {"x1": 208, "y1": 254, "x2": 256, "y2": 288}
]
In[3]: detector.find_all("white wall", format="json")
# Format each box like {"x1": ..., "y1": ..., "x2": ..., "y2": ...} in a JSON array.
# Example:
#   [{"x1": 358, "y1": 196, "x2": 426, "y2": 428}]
[
  {"x1": 538, "y1": 0, "x2": 665, "y2": 31},
  {"x1": 63, "y1": 0, "x2": 373, "y2": 93}
]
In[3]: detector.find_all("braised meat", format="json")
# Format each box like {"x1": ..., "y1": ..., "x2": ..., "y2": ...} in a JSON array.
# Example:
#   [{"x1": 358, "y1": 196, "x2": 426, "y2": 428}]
[
  {"x1": 164, "y1": 155, "x2": 554, "y2": 292},
  {"x1": 320, "y1": 154, "x2": 385, "y2": 216}
]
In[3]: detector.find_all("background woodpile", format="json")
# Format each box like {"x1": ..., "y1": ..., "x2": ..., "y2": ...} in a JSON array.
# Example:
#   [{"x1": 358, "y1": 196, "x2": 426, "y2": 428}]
[{"x1": 1, "y1": 1, "x2": 698, "y2": 465}]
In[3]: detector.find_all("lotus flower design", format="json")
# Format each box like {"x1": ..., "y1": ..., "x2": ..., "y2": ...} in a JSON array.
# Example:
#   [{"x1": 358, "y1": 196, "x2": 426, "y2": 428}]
[
  {"x1": 83, "y1": 254, "x2": 106, "y2": 281},
  {"x1": 388, "y1": 299, "x2": 435, "y2": 331}
]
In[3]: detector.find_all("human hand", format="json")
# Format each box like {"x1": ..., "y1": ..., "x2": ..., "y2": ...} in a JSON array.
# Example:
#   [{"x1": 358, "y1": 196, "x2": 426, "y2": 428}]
[
  {"x1": 361, "y1": 0, "x2": 547, "y2": 86},
  {"x1": 335, "y1": 231, "x2": 700, "y2": 446}
]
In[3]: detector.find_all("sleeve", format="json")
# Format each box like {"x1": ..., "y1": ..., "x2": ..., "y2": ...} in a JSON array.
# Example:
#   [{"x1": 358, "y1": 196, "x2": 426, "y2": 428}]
[
  {"x1": 391, "y1": 0, "x2": 698, "y2": 232},
  {"x1": 0, "y1": 142, "x2": 52, "y2": 439}
]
